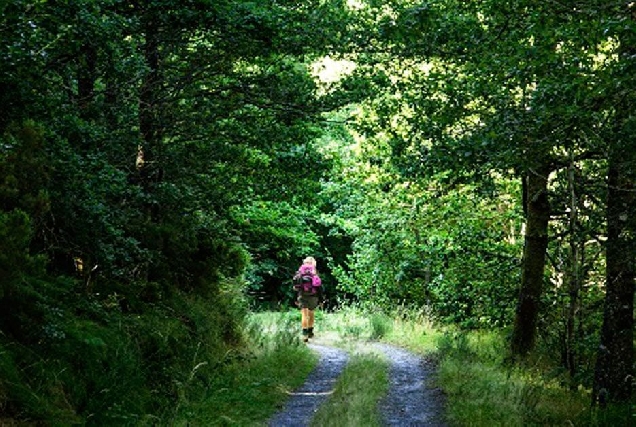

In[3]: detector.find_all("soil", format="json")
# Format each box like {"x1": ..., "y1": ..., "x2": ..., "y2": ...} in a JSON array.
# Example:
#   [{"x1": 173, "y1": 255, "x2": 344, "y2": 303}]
[{"x1": 268, "y1": 340, "x2": 447, "y2": 426}]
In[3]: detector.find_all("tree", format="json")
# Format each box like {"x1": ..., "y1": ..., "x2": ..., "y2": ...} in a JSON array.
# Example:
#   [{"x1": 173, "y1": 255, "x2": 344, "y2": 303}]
[
  {"x1": 511, "y1": 163, "x2": 551, "y2": 355},
  {"x1": 593, "y1": 135, "x2": 636, "y2": 405},
  {"x1": 0, "y1": 0, "x2": 346, "y2": 421},
  {"x1": 592, "y1": 3, "x2": 636, "y2": 400},
  {"x1": 326, "y1": 3, "x2": 631, "y2": 375}
]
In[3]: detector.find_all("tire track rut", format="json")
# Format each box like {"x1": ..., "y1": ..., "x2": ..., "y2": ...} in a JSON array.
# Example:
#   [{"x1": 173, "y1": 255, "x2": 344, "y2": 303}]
[
  {"x1": 268, "y1": 342, "x2": 446, "y2": 426},
  {"x1": 268, "y1": 344, "x2": 349, "y2": 427}
]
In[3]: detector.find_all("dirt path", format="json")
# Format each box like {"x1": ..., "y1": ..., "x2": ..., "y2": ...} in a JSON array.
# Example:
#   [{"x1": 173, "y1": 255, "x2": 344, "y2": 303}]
[
  {"x1": 268, "y1": 341, "x2": 447, "y2": 427},
  {"x1": 268, "y1": 344, "x2": 349, "y2": 427},
  {"x1": 374, "y1": 343, "x2": 447, "y2": 426}
]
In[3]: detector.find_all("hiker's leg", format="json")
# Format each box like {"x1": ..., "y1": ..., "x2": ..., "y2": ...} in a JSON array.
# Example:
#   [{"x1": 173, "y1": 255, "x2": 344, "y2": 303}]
[
  {"x1": 308, "y1": 309, "x2": 315, "y2": 328},
  {"x1": 301, "y1": 308, "x2": 310, "y2": 329},
  {"x1": 307, "y1": 309, "x2": 315, "y2": 338},
  {"x1": 301, "y1": 308, "x2": 310, "y2": 342}
]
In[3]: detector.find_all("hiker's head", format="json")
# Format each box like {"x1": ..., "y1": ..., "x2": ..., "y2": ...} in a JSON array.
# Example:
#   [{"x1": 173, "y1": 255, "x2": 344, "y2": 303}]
[{"x1": 303, "y1": 256, "x2": 317, "y2": 266}]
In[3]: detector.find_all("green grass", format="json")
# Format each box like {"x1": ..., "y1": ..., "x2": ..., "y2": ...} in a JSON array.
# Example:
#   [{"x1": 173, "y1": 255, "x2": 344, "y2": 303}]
[
  {"x1": 319, "y1": 306, "x2": 620, "y2": 426},
  {"x1": 174, "y1": 311, "x2": 318, "y2": 426},
  {"x1": 176, "y1": 307, "x2": 633, "y2": 427},
  {"x1": 311, "y1": 352, "x2": 389, "y2": 427},
  {"x1": 380, "y1": 306, "x2": 442, "y2": 354},
  {"x1": 179, "y1": 306, "x2": 394, "y2": 426},
  {"x1": 435, "y1": 331, "x2": 593, "y2": 427},
  {"x1": 317, "y1": 304, "x2": 441, "y2": 351},
  {"x1": 307, "y1": 305, "x2": 442, "y2": 426}
]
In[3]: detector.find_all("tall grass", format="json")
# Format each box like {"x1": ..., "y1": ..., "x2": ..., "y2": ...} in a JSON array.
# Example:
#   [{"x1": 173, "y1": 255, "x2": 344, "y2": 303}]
[
  {"x1": 320, "y1": 305, "x2": 626, "y2": 426},
  {"x1": 381, "y1": 305, "x2": 441, "y2": 354},
  {"x1": 176, "y1": 306, "x2": 632, "y2": 426},
  {"x1": 318, "y1": 304, "x2": 441, "y2": 353},
  {"x1": 436, "y1": 331, "x2": 599, "y2": 426},
  {"x1": 175, "y1": 311, "x2": 317, "y2": 425}
]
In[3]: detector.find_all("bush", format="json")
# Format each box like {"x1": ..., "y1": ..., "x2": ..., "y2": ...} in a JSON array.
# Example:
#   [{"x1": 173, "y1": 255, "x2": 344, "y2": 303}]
[{"x1": 369, "y1": 313, "x2": 393, "y2": 339}]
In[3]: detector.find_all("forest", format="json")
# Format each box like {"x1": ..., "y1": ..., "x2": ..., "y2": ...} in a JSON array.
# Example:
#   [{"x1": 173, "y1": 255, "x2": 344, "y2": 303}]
[{"x1": 1, "y1": 0, "x2": 635, "y2": 425}]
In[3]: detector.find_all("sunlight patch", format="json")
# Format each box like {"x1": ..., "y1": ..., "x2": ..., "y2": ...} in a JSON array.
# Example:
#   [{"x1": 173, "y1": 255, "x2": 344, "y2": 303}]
[{"x1": 311, "y1": 56, "x2": 356, "y2": 84}]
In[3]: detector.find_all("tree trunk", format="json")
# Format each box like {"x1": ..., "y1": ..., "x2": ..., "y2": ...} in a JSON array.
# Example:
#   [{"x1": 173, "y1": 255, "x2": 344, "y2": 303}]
[
  {"x1": 565, "y1": 161, "x2": 581, "y2": 385},
  {"x1": 592, "y1": 144, "x2": 635, "y2": 405},
  {"x1": 592, "y1": 3, "x2": 636, "y2": 404},
  {"x1": 511, "y1": 165, "x2": 551, "y2": 357},
  {"x1": 135, "y1": 8, "x2": 165, "y2": 282}
]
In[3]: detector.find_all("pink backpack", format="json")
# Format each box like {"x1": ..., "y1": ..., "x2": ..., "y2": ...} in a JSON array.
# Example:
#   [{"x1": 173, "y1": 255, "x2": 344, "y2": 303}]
[{"x1": 293, "y1": 264, "x2": 322, "y2": 294}]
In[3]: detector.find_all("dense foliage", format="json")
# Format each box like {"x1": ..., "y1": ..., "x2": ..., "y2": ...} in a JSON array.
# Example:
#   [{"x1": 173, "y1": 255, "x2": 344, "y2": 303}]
[
  {"x1": 1, "y1": 0, "x2": 635, "y2": 422},
  {"x1": 0, "y1": 0, "x2": 340, "y2": 422},
  {"x1": 323, "y1": 0, "x2": 635, "y2": 406}
]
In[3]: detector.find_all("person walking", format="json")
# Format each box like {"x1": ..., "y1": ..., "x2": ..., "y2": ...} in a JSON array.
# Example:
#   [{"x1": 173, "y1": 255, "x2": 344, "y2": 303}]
[{"x1": 293, "y1": 256, "x2": 323, "y2": 342}]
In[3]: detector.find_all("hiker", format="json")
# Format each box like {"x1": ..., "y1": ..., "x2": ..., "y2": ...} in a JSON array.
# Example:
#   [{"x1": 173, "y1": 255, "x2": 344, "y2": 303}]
[{"x1": 293, "y1": 256, "x2": 323, "y2": 342}]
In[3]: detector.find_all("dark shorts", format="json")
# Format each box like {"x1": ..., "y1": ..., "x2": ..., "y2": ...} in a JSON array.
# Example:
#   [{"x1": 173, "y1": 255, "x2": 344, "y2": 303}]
[{"x1": 298, "y1": 294, "x2": 320, "y2": 310}]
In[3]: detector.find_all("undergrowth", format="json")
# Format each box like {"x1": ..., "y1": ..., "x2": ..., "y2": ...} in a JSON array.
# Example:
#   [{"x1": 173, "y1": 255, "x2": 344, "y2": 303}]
[
  {"x1": 436, "y1": 331, "x2": 635, "y2": 426},
  {"x1": 315, "y1": 305, "x2": 634, "y2": 426},
  {"x1": 176, "y1": 311, "x2": 317, "y2": 425}
]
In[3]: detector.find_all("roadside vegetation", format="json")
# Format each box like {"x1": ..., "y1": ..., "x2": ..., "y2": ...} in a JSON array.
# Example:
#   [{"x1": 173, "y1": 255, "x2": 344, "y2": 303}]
[
  {"x1": 173, "y1": 311, "x2": 317, "y2": 426},
  {"x1": 2, "y1": 1, "x2": 635, "y2": 424},
  {"x1": 219, "y1": 307, "x2": 633, "y2": 427}
]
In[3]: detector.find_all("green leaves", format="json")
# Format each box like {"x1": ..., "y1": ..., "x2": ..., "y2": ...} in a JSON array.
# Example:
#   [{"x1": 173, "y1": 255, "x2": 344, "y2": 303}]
[
  {"x1": 0, "y1": 210, "x2": 43, "y2": 296},
  {"x1": 231, "y1": 200, "x2": 320, "y2": 299},
  {"x1": 0, "y1": 1, "x2": 344, "y2": 420},
  {"x1": 327, "y1": 165, "x2": 522, "y2": 327}
]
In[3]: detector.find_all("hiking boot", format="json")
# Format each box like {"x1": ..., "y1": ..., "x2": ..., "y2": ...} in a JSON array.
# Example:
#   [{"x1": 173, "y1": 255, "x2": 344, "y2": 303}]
[
  {"x1": 308, "y1": 328, "x2": 314, "y2": 338},
  {"x1": 302, "y1": 328, "x2": 309, "y2": 342}
]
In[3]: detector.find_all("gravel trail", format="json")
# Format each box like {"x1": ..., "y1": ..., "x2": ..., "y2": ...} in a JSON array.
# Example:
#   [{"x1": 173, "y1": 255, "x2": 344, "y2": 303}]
[
  {"x1": 268, "y1": 344, "x2": 349, "y2": 427},
  {"x1": 374, "y1": 343, "x2": 447, "y2": 427},
  {"x1": 268, "y1": 342, "x2": 446, "y2": 426}
]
